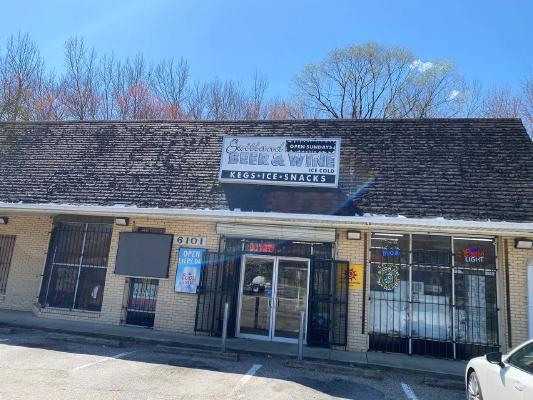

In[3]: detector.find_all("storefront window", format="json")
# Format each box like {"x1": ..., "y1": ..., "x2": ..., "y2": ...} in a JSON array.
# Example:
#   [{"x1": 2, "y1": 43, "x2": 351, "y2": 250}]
[
  {"x1": 453, "y1": 238, "x2": 497, "y2": 348},
  {"x1": 370, "y1": 233, "x2": 409, "y2": 265},
  {"x1": 369, "y1": 233, "x2": 410, "y2": 338},
  {"x1": 369, "y1": 232, "x2": 498, "y2": 359},
  {"x1": 412, "y1": 235, "x2": 451, "y2": 266},
  {"x1": 39, "y1": 222, "x2": 113, "y2": 311}
]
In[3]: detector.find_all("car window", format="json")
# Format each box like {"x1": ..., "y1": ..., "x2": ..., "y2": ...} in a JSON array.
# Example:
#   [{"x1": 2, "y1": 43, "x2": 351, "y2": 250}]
[{"x1": 507, "y1": 343, "x2": 533, "y2": 374}]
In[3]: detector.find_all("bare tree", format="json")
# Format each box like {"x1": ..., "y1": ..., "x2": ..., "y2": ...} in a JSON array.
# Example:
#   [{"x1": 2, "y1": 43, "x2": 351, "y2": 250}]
[
  {"x1": 114, "y1": 55, "x2": 160, "y2": 119},
  {"x1": 394, "y1": 60, "x2": 465, "y2": 118},
  {"x1": 244, "y1": 71, "x2": 268, "y2": 119},
  {"x1": 265, "y1": 98, "x2": 313, "y2": 120},
  {"x1": 459, "y1": 79, "x2": 484, "y2": 117},
  {"x1": 293, "y1": 43, "x2": 412, "y2": 118},
  {"x1": 293, "y1": 43, "x2": 467, "y2": 119},
  {"x1": 481, "y1": 86, "x2": 522, "y2": 118},
  {"x1": 98, "y1": 53, "x2": 117, "y2": 120},
  {"x1": 205, "y1": 78, "x2": 246, "y2": 120},
  {"x1": 153, "y1": 57, "x2": 190, "y2": 119},
  {"x1": 29, "y1": 68, "x2": 63, "y2": 120},
  {"x1": 520, "y1": 71, "x2": 533, "y2": 137},
  {"x1": 0, "y1": 32, "x2": 44, "y2": 121},
  {"x1": 187, "y1": 81, "x2": 208, "y2": 119},
  {"x1": 59, "y1": 37, "x2": 100, "y2": 120}
]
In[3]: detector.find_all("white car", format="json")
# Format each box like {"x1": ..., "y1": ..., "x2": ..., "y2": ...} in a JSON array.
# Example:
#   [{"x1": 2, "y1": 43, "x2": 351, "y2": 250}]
[{"x1": 466, "y1": 339, "x2": 533, "y2": 399}]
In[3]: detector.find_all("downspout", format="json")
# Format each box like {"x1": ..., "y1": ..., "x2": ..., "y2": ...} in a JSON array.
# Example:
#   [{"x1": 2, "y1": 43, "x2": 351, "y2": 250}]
[
  {"x1": 361, "y1": 231, "x2": 368, "y2": 335},
  {"x1": 504, "y1": 239, "x2": 512, "y2": 349}
]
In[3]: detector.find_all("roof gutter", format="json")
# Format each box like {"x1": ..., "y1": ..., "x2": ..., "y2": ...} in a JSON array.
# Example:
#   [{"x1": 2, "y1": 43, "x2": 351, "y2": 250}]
[{"x1": 0, "y1": 203, "x2": 532, "y2": 237}]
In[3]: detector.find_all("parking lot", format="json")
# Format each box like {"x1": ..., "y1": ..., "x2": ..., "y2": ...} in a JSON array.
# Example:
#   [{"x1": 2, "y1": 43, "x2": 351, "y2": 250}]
[{"x1": 0, "y1": 330, "x2": 465, "y2": 400}]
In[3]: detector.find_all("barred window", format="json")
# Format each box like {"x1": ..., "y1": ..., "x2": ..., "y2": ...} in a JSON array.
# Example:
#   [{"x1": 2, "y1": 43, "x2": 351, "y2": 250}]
[
  {"x1": 39, "y1": 222, "x2": 113, "y2": 311},
  {"x1": 0, "y1": 235, "x2": 16, "y2": 295}
]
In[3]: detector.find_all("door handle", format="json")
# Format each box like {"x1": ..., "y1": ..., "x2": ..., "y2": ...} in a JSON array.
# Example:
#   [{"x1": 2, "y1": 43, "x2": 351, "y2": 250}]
[{"x1": 513, "y1": 381, "x2": 524, "y2": 391}]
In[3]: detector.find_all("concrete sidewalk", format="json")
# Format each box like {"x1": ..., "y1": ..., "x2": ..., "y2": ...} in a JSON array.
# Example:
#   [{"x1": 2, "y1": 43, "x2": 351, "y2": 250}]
[{"x1": 0, "y1": 309, "x2": 466, "y2": 380}]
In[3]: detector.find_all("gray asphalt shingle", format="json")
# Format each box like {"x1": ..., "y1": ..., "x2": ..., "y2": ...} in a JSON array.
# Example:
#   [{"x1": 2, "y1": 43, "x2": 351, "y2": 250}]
[{"x1": 0, "y1": 119, "x2": 531, "y2": 222}]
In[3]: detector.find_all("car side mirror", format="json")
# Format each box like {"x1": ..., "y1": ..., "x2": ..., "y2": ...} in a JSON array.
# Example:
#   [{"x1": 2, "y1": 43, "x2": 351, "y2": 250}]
[{"x1": 486, "y1": 352, "x2": 504, "y2": 367}]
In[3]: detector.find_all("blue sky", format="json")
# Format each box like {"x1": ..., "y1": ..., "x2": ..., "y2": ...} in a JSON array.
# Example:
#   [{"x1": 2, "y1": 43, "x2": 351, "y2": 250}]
[{"x1": 2, "y1": 0, "x2": 532, "y2": 99}]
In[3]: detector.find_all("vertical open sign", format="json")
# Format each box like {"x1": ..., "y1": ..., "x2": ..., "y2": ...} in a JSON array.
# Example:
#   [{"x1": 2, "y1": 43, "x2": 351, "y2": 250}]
[{"x1": 175, "y1": 248, "x2": 206, "y2": 294}]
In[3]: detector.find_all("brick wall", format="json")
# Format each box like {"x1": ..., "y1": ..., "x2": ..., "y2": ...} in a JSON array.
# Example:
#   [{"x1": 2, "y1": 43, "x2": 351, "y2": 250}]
[
  {"x1": 336, "y1": 229, "x2": 369, "y2": 352},
  {"x1": 0, "y1": 216, "x2": 52, "y2": 311},
  {"x1": 498, "y1": 237, "x2": 533, "y2": 350},
  {"x1": 98, "y1": 218, "x2": 220, "y2": 334},
  {"x1": 4, "y1": 213, "x2": 532, "y2": 356}
]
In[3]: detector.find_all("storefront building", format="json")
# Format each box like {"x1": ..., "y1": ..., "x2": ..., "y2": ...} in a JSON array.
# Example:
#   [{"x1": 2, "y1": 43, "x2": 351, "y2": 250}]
[{"x1": 0, "y1": 119, "x2": 532, "y2": 360}]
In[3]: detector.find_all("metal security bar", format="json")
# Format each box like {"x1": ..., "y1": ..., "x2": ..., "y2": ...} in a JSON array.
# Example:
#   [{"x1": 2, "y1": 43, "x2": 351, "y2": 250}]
[
  {"x1": 195, "y1": 250, "x2": 241, "y2": 336},
  {"x1": 125, "y1": 278, "x2": 159, "y2": 327},
  {"x1": 195, "y1": 240, "x2": 349, "y2": 348},
  {"x1": 0, "y1": 235, "x2": 16, "y2": 295},
  {"x1": 454, "y1": 266, "x2": 499, "y2": 359},
  {"x1": 308, "y1": 259, "x2": 349, "y2": 347},
  {"x1": 39, "y1": 222, "x2": 113, "y2": 311},
  {"x1": 368, "y1": 233, "x2": 499, "y2": 360}
]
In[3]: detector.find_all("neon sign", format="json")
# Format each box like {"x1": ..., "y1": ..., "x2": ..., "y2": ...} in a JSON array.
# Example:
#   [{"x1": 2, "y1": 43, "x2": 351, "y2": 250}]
[
  {"x1": 247, "y1": 242, "x2": 276, "y2": 253},
  {"x1": 463, "y1": 247, "x2": 485, "y2": 263},
  {"x1": 382, "y1": 249, "x2": 400, "y2": 257}
]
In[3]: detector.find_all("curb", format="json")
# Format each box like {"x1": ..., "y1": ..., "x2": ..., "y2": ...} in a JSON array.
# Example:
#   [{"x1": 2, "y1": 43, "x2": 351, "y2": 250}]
[
  {"x1": 0, "y1": 320, "x2": 464, "y2": 382},
  {"x1": 154, "y1": 345, "x2": 240, "y2": 361},
  {"x1": 284, "y1": 359, "x2": 383, "y2": 380},
  {"x1": 46, "y1": 333, "x2": 124, "y2": 348}
]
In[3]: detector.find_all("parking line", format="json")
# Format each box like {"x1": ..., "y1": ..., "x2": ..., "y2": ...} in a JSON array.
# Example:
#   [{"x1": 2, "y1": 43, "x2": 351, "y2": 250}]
[
  {"x1": 226, "y1": 363, "x2": 262, "y2": 399},
  {"x1": 73, "y1": 351, "x2": 136, "y2": 371},
  {"x1": 401, "y1": 383, "x2": 418, "y2": 400}
]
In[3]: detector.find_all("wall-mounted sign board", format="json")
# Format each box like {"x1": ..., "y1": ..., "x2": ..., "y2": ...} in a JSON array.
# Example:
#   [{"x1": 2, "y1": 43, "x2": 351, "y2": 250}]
[
  {"x1": 338, "y1": 263, "x2": 364, "y2": 291},
  {"x1": 218, "y1": 137, "x2": 341, "y2": 188},
  {"x1": 174, "y1": 236, "x2": 207, "y2": 247}
]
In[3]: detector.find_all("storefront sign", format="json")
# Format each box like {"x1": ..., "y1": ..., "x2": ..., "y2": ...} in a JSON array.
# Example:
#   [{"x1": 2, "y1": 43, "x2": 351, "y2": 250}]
[
  {"x1": 218, "y1": 137, "x2": 341, "y2": 187},
  {"x1": 338, "y1": 263, "x2": 364, "y2": 290},
  {"x1": 175, "y1": 248, "x2": 205, "y2": 294},
  {"x1": 174, "y1": 236, "x2": 207, "y2": 247}
]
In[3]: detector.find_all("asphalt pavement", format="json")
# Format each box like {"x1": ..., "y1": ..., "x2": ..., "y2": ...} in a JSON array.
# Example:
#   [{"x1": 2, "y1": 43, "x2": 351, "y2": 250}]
[{"x1": 0, "y1": 330, "x2": 466, "y2": 400}]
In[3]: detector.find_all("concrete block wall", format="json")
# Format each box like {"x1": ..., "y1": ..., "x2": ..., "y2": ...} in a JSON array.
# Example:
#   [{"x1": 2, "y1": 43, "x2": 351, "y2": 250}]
[
  {"x1": 0, "y1": 216, "x2": 52, "y2": 311},
  {"x1": 336, "y1": 229, "x2": 369, "y2": 352}
]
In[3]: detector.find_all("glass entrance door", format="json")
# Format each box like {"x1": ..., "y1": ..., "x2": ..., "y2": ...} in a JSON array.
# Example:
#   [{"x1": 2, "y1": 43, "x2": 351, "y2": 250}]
[
  {"x1": 238, "y1": 256, "x2": 274, "y2": 338},
  {"x1": 273, "y1": 258, "x2": 309, "y2": 342},
  {"x1": 237, "y1": 255, "x2": 310, "y2": 343}
]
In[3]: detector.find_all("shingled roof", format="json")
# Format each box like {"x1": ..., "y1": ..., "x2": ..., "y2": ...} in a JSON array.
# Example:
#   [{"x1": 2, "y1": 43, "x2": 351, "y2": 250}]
[{"x1": 0, "y1": 119, "x2": 531, "y2": 222}]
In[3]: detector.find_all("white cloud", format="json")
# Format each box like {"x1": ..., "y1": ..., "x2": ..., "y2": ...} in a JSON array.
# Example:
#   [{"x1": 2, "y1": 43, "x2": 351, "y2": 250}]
[
  {"x1": 411, "y1": 59, "x2": 433, "y2": 73},
  {"x1": 448, "y1": 90, "x2": 461, "y2": 100}
]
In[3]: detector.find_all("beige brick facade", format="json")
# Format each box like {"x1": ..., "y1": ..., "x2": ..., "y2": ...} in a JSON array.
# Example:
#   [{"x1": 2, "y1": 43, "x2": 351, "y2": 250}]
[
  {"x1": 0, "y1": 216, "x2": 52, "y2": 311},
  {"x1": 498, "y1": 237, "x2": 533, "y2": 352},
  {"x1": 2, "y1": 214, "x2": 533, "y2": 357},
  {"x1": 335, "y1": 229, "x2": 369, "y2": 352},
  {"x1": 97, "y1": 218, "x2": 220, "y2": 333}
]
